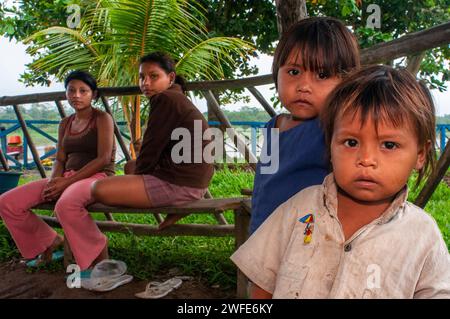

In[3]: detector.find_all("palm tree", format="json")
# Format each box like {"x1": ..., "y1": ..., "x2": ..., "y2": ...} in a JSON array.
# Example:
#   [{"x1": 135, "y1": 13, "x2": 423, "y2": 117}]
[{"x1": 25, "y1": 0, "x2": 253, "y2": 157}]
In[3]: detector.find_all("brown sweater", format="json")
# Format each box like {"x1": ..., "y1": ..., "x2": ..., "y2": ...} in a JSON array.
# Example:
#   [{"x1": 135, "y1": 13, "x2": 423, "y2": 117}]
[{"x1": 135, "y1": 84, "x2": 214, "y2": 188}]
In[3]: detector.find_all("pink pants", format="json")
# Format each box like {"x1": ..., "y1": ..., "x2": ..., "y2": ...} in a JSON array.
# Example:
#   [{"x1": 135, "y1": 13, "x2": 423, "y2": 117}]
[{"x1": 0, "y1": 171, "x2": 107, "y2": 270}]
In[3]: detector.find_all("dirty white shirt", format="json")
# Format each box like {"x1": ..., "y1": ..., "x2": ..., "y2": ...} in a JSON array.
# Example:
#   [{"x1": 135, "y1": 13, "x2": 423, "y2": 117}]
[{"x1": 231, "y1": 174, "x2": 450, "y2": 298}]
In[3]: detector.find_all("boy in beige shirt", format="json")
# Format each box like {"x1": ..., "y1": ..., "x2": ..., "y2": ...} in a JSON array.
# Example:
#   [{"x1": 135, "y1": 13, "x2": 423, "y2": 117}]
[{"x1": 231, "y1": 65, "x2": 450, "y2": 299}]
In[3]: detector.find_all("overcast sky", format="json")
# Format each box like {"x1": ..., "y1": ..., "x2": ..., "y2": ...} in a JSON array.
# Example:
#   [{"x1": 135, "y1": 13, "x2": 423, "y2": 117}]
[{"x1": 1, "y1": 36, "x2": 449, "y2": 116}]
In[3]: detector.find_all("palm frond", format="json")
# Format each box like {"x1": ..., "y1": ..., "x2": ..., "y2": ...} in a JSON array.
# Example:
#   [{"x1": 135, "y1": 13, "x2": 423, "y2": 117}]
[
  {"x1": 177, "y1": 37, "x2": 254, "y2": 80},
  {"x1": 24, "y1": 26, "x2": 101, "y2": 79}
]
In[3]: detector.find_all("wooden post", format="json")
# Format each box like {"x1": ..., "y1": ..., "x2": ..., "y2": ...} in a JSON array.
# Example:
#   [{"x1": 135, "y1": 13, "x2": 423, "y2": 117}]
[
  {"x1": 207, "y1": 92, "x2": 227, "y2": 163},
  {"x1": 234, "y1": 207, "x2": 251, "y2": 298},
  {"x1": 247, "y1": 86, "x2": 277, "y2": 118},
  {"x1": 414, "y1": 142, "x2": 450, "y2": 208},
  {"x1": 0, "y1": 147, "x2": 9, "y2": 171},
  {"x1": 100, "y1": 96, "x2": 132, "y2": 161},
  {"x1": 13, "y1": 104, "x2": 46, "y2": 178},
  {"x1": 55, "y1": 100, "x2": 67, "y2": 118},
  {"x1": 203, "y1": 90, "x2": 257, "y2": 170}
]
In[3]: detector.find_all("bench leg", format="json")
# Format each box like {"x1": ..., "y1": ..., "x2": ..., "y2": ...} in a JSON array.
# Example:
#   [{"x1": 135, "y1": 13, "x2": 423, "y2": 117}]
[
  {"x1": 104, "y1": 212, "x2": 115, "y2": 221},
  {"x1": 234, "y1": 208, "x2": 250, "y2": 298},
  {"x1": 153, "y1": 213, "x2": 163, "y2": 224}
]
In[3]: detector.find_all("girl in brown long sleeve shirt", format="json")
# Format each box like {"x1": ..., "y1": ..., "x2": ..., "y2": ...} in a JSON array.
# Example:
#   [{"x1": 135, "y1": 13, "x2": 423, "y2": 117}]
[{"x1": 92, "y1": 52, "x2": 214, "y2": 229}]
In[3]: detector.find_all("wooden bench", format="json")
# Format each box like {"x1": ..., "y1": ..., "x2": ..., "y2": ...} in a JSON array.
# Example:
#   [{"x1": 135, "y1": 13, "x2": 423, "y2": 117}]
[{"x1": 32, "y1": 197, "x2": 251, "y2": 298}]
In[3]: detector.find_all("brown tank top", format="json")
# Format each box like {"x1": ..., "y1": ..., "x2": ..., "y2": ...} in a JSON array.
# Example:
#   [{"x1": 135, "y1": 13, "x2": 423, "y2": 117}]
[{"x1": 62, "y1": 108, "x2": 115, "y2": 176}]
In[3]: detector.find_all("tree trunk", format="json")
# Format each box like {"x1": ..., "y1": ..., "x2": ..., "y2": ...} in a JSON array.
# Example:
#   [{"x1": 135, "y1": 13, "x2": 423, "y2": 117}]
[
  {"x1": 406, "y1": 52, "x2": 426, "y2": 76},
  {"x1": 275, "y1": 0, "x2": 308, "y2": 37}
]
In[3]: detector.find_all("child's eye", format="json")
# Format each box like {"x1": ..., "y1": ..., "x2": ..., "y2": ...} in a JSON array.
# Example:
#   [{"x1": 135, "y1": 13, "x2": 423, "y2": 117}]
[
  {"x1": 316, "y1": 72, "x2": 329, "y2": 80},
  {"x1": 287, "y1": 69, "x2": 300, "y2": 76},
  {"x1": 382, "y1": 141, "x2": 398, "y2": 150},
  {"x1": 344, "y1": 139, "x2": 358, "y2": 148}
]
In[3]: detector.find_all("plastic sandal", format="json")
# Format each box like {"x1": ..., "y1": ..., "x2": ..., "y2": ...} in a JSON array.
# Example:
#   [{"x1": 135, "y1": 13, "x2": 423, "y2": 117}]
[
  {"x1": 135, "y1": 278, "x2": 183, "y2": 299},
  {"x1": 26, "y1": 250, "x2": 64, "y2": 267},
  {"x1": 81, "y1": 274, "x2": 133, "y2": 292}
]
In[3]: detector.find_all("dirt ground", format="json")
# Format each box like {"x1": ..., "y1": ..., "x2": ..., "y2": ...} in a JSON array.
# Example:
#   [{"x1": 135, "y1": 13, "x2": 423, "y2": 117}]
[{"x1": 0, "y1": 258, "x2": 235, "y2": 299}]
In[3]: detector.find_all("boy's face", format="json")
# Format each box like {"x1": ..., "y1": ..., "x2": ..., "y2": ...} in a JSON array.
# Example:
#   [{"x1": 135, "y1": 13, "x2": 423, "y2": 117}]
[
  {"x1": 331, "y1": 112, "x2": 427, "y2": 204},
  {"x1": 277, "y1": 50, "x2": 341, "y2": 120}
]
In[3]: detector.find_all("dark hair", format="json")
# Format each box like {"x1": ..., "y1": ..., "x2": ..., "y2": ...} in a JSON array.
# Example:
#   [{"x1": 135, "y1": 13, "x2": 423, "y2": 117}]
[
  {"x1": 321, "y1": 65, "x2": 436, "y2": 185},
  {"x1": 64, "y1": 70, "x2": 98, "y2": 92},
  {"x1": 272, "y1": 17, "x2": 360, "y2": 88},
  {"x1": 139, "y1": 51, "x2": 187, "y2": 93}
]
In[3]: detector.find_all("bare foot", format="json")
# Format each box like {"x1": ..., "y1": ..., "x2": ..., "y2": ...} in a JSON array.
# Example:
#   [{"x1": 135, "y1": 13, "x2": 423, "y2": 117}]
[
  {"x1": 158, "y1": 214, "x2": 189, "y2": 230},
  {"x1": 36, "y1": 234, "x2": 64, "y2": 266},
  {"x1": 90, "y1": 242, "x2": 109, "y2": 268}
]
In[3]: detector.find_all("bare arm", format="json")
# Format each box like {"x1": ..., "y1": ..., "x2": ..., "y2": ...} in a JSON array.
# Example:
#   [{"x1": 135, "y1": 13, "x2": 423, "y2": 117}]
[
  {"x1": 50, "y1": 118, "x2": 68, "y2": 179},
  {"x1": 250, "y1": 283, "x2": 273, "y2": 299}
]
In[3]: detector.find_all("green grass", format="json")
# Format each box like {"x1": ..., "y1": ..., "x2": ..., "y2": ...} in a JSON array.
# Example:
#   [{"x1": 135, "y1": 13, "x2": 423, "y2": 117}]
[
  {"x1": 0, "y1": 167, "x2": 448, "y2": 290},
  {"x1": 408, "y1": 175, "x2": 450, "y2": 250}
]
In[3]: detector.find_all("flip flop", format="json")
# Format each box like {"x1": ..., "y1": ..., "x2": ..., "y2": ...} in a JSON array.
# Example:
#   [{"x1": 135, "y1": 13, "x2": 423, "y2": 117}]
[
  {"x1": 26, "y1": 250, "x2": 64, "y2": 268},
  {"x1": 81, "y1": 274, "x2": 133, "y2": 292},
  {"x1": 135, "y1": 278, "x2": 183, "y2": 299}
]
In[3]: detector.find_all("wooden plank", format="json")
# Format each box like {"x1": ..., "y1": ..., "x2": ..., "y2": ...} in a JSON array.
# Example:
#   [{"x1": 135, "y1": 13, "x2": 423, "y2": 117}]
[
  {"x1": 0, "y1": 75, "x2": 273, "y2": 106},
  {"x1": 247, "y1": 86, "x2": 277, "y2": 117},
  {"x1": 33, "y1": 197, "x2": 245, "y2": 214},
  {"x1": 55, "y1": 100, "x2": 67, "y2": 118},
  {"x1": 414, "y1": 142, "x2": 450, "y2": 208},
  {"x1": 0, "y1": 148, "x2": 9, "y2": 171},
  {"x1": 13, "y1": 104, "x2": 46, "y2": 178},
  {"x1": 203, "y1": 90, "x2": 257, "y2": 170},
  {"x1": 100, "y1": 96, "x2": 132, "y2": 161},
  {"x1": 241, "y1": 199, "x2": 252, "y2": 215},
  {"x1": 39, "y1": 215, "x2": 234, "y2": 237}
]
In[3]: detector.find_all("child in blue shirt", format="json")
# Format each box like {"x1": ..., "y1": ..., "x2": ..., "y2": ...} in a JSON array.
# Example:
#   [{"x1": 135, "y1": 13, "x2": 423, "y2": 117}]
[
  {"x1": 250, "y1": 17, "x2": 360, "y2": 233},
  {"x1": 233, "y1": 65, "x2": 450, "y2": 298}
]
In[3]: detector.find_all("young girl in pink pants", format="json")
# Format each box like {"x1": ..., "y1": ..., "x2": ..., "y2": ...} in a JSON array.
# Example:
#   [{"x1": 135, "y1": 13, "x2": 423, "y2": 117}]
[{"x1": 0, "y1": 70, "x2": 115, "y2": 270}]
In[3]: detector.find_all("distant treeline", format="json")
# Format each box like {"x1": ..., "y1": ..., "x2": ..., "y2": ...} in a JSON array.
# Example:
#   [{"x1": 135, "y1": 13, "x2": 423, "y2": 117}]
[
  {"x1": 1, "y1": 104, "x2": 448, "y2": 125},
  {"x1": 204, "y1": 106, "x2": 271, "y2": 122},
  {"x1": 437, "y1": 114, "x2": 450, "y2": 125}
]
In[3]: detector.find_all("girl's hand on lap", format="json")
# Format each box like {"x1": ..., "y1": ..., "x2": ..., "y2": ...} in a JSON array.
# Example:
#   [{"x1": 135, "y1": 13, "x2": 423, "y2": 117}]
[{"x1": 42, "y1": 177, "x2": 70, "y2": 201}]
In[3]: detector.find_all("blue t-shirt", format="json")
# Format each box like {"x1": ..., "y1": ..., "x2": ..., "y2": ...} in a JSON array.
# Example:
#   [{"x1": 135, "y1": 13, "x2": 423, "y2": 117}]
[{"x1": 250, "y1": 115, "x2": 329, "y2": 234}]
